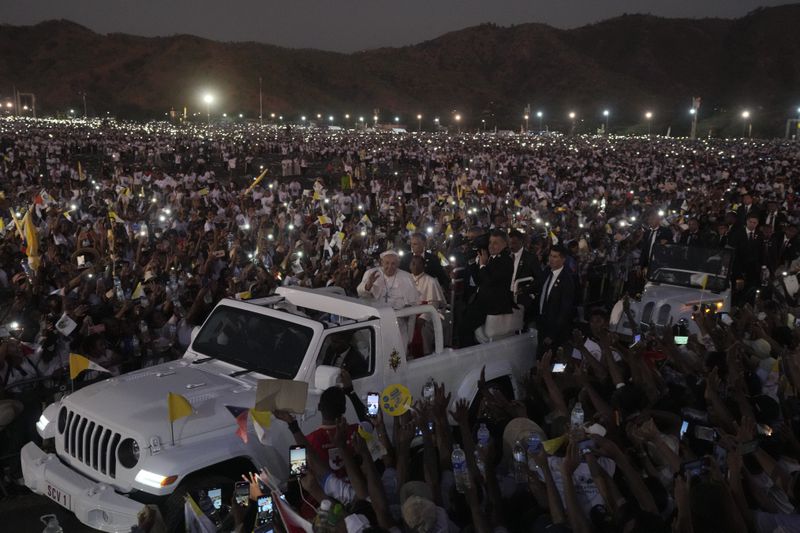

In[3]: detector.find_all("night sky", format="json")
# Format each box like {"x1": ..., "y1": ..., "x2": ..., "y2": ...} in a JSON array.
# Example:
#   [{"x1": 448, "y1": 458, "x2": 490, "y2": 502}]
[{"x1": 2, "y1": 0, "x2": 789, "y2": 52}]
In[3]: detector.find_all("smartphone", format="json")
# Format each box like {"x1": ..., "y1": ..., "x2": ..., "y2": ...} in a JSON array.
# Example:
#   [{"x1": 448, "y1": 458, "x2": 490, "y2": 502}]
[
  {"x1": 757, "y1": 424, "x2": 773, "y2": 437},
  {"x1": 679, "y1": 420, "x2": 689, "y2": 440},
  {"x1": 552, "y1": 363, "x2": 567, "y2": 373},
  {"x1": 681, "y1": 457, "x2": 710, "y2": 478},
  {"x1": 740, "y1": 439, "x2": 759, "y2": 455},
  {"x1": 289, "y1": 445, "x2": 307, "y2": 477},
  {"x1": 674, "y1": 335, "x2": 689, "y2": 345},
  {"x1": 208, "y1": 487, "x2": 222, "y2": 511},
  {"x1": 256, "y1": 495, "x2": 274, "y2": 526},
  {"x1": 630, "y1": 333, "x2": 642, "y2": 348},
  {"x1": 577, "y1": 438, "x2": 594, "y2": 455},
  {"x1": 77, "y1": 255, "x2": 86, "y2": 268},
  {"x1": 367, "y1": 392, "x2": 379, "y2": 417},
  {"x1": 694, "y1": 425, "x2": 717, "y2": 442},
  {"x1": 673, "y1": 319, "x2": 689, "y2": 345},
  {"x1": 234, "y1": 480, "x2": 249, "y2": 506}
]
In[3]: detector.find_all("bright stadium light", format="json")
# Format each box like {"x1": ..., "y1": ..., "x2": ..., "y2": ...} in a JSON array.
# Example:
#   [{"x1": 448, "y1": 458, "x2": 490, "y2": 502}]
[
  {"x1": 741, "y1": 110, "x2": 750, "y2": 119},
  {"x1": 603, "y1": 110, "x2": 610, "y2": 117},
  {"x1": 568, "y1": 112, "x2": 576, "y2": 119},
  {"x1": 689, "y1": 108, "x2": 696, "y2": 115},
  {"x1": 202, "y1": 94, "x2": 213, "y2": 104}
]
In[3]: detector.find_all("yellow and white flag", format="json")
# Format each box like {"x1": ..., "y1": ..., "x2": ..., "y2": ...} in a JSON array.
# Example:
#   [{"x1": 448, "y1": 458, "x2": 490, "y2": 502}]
[
  {"x1": 131, "y1": 282, "x2": 144, "y2": 300},
  {"x1": 69, "y1": 353, "x2": 110, "y2": 380},
  {"x1": 22, "y1": 209, "x2": 40, "y2": 271},
  {"x1": 167, "y1": 392, "x2": 193, "y2": 423}
]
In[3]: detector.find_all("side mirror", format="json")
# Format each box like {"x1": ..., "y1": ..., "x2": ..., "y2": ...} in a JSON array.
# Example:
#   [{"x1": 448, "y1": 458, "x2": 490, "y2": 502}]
[
  {"x1": 190, "y1": 326, "x2": 201, "y2": 344},
  {"x1": 314, "y1": 365, "x2": 341, "y2": 391}
]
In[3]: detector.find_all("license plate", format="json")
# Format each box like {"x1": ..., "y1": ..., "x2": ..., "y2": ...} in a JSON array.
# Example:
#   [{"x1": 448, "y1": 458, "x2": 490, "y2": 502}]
[{"x1": 46, "y1": 483, "x2": 71, "y2": 510}]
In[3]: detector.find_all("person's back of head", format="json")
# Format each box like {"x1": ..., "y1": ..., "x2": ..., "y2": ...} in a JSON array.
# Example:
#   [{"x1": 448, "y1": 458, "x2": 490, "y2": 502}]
[{"x1": 319, "y1": 386, "x2": 347, "y2": 421}]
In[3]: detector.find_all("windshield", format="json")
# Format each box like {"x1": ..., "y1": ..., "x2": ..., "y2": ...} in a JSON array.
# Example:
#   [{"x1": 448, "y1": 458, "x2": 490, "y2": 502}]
[
  {"x1": 192, "y1": 305, "x2": 315, "y2": 379},
  {"x1": 648, "y1": 244, "x2": 733, "y2": 292}
]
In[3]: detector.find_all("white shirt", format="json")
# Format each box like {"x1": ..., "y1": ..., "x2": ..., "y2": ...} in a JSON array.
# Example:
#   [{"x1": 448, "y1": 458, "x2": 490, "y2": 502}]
[{"x1": 511, "y1": 248, "x2": 523, "y2": 290}]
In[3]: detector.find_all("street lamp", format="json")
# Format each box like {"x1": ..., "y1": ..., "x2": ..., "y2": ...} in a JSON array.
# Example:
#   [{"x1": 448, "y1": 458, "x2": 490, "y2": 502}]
[
  {"x1": 454, "y1": 113, "x2": 461, "y2": 133},
  {"x1": 523, "y1": 114, "x2": 529, "y2": 132},
  {"x1": 741, "y1": 110, "x2": 752, "y2": 138},
  {"x1": 481, "y1": 119, "x2": 486, "y2": 131},
  {"x1": 602, "y1": 109, "x2": 610, "y2": 133},
  {"x1": 434, "y1": 117, "x2": 440, "y2": 129},
  {"x1": 417, "y1": 114, "x2": 422, "y2": 132},
  {"x1": 645, "y1": 111, "x2": 653, "y2": 135},
  {"x1": 373, "y1": 115, "x2": 378, "y2": 127},
  {"x1": 536, "y1": 110, "x2": 543, "y2": 130},
  {"x1": 202, "y1": 93, "x2": 214, "y2": 125},
  {"x1": 329, "y1": 115, "x2": 334, "y2": 122},
  {"x1": 568, "y1": 111, "x2": 576, "y2": 134}
]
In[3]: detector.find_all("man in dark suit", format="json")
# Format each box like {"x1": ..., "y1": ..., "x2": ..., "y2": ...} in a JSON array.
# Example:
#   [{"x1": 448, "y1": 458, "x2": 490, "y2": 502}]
[
  {"x1": 736, "y1": 191, "x2": 760, "y2": 227},
  {"x1": 679, "y1": 218, "x2": 709, "y2": 248},
  {"x1": 731, "y1": 213, "x2": 766, "y2": 297},
  {"x1": 640, "y1": 210, "x2": 673, "y2": 269},
  {"x1": 459, "y1": 230, "x2": 514, "y2": 346},
  {"x1": 535, "y1": 244, "x2": 577, "y2": 353},
  {"x1": 400, "y1": 232, "x2": 449, "y2": 291},
  {"x1": 509, "y1": 229, "x2": 542, "y2": 288},
  {"x1": 761, "y1": 199, "x2": 787, "y2": 232},
  {"x1": 778, "y1": 224, "x2": 800, "y2": 268}
]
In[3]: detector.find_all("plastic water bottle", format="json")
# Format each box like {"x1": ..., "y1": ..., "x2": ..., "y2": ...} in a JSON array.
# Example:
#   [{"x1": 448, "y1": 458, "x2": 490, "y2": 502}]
[
  {"x1": 452, "y1": 444, "x2": 470, "y2": 493},
  {"x1": 570, "y1": 402, "x2": 585, "y2": 429},
  {"x1": 315, "y1": 500, "x2": 334, "y2": 533},
  {"x1": 513, "y1": 441, "x2": 528, "y2": 482},
  {"x1": 40, "y1": 514, "x2": 63, "y2": 533},
  {"x1": 761, "y1": 265, "x2": 770, "y2": 287},
  {"x1": 114, "y1": 276, "x2": 125, "y2": 301},
  {"x1": 423, "y1": 377, "x2": 435, "y2": 402},
  {"x1": 526, "y1": 434, "x2": 542, "y2": 472},
  {"x1": 474, "y1": 449, "x2": 486, "y2": 477},
  {"x1": 131, "y1": 335, "x2": 141, "y2": 357},
  {"x1": 477, "y1": 423, "x2": 490, "y2": 447}
]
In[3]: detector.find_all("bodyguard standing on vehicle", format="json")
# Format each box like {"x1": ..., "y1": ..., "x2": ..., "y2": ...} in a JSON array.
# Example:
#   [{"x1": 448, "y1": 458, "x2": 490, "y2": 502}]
[{"x1": 536, "y1": 244, "x2": 576, "y2": 354}]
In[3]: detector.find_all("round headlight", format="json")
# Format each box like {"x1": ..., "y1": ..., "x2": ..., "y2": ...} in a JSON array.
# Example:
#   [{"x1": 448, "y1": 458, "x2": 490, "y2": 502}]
[
  {"x1": 57, "y1": 407, "x2": 67, "y2": 434},
  {"x1": 118, "y1": 438, "x2": 140, "y2": 469}
]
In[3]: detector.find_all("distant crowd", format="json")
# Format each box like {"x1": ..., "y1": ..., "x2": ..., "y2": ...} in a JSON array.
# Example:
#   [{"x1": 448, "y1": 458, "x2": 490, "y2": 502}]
[{"x1": 2, "y1": 117, "x2": 800, "y2": 532}]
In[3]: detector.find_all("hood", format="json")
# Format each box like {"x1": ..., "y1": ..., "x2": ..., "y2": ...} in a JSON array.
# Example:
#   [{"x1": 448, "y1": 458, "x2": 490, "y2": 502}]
[
  {"x1": 64, "y1": 358, "x2": 260, "y2": 442},
  {"x1": 634, "y1": 283, "x2": 726, "y2": 329}
]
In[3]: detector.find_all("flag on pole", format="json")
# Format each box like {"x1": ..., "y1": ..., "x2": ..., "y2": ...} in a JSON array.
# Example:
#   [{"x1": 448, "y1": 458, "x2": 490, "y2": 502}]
[
  {"x1": 167, "y1": 392, "x2": 193, "y2": 422},
  {"x1": 9, "y1": 208, "x2": 24, "y2": 240},
  {"x1": 359, "y1": 214, "x2": 372, "y2": 228},
  {"x1": 244, "y1": 168, "x2": 269, "y2": 194},
  {"x1": 406, "y1": 222, "x2": 416, "y2": 232},
  {"x1": 184, "y1": 494, "x2": 216, "y2": 533},
  {"x1": 69, "y1": 353, "x2": 110, "y2": 380},
  {"x1": 317, "y1": 215, "x2": 332, "y2": 225},
  {"x1": 22, "y1": 209, "x2": 40, "y2": 271},
  {"x1": 131, "y1": 282, "x2": 144, "y2": 300},
  {"x1": 225, "y1": 405, "x2": 250, "y2": 443},
  {"x1": 445, "y1": 224, "x2": 453, "y2": 238}
]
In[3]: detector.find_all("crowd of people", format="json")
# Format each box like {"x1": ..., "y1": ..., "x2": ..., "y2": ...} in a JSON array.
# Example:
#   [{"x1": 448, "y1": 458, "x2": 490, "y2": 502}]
[{"x1": 2, "y1": 116, "x2": 800, "y2": 532}]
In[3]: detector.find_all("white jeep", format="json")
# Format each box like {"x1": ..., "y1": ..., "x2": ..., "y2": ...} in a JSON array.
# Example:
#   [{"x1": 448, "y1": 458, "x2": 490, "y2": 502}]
[
  {"x1": 610, "y1": 243, "x2": 734, "y2": 336},
  {"x1": 22, "y1": 286, "x2": 536, "y2": 532}
]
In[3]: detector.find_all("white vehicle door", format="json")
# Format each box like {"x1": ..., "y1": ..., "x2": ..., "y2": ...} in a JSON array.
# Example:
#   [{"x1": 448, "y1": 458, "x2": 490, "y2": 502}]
[{"x1": 305, "y1": 322, "x2": 380, "y2": 426}]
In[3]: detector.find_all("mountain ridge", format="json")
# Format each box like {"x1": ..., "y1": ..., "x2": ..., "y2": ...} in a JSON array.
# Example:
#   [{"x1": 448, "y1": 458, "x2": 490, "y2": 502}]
[{"x1": 2, "y1": 5, "x2": 800, "y2": 135}]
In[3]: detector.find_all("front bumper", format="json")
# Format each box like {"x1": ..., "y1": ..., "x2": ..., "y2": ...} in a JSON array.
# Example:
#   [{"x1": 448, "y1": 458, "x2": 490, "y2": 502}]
[{"x1": 21, "y1": 442, "x2": 143, "y2": 532}]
